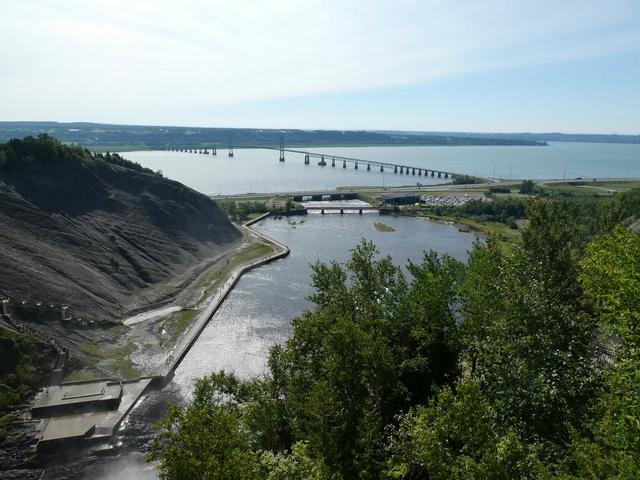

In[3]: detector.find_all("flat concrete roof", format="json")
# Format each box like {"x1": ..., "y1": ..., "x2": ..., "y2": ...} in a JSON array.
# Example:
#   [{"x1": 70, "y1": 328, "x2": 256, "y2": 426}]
[
  {"x1": 33, "y1": 381, "x2": 122, "y2": 410},
  {"x1": 37, "y1": 378, "x2": 153, "y2": 444}
]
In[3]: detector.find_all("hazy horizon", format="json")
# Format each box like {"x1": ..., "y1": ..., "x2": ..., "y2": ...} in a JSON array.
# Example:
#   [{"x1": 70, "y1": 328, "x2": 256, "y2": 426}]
[{"x1": 1, "y1": 119, "x2": 639, "y2": 138}]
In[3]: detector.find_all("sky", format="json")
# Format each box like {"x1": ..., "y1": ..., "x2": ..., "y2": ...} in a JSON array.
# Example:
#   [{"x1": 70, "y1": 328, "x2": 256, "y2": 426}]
[{"x1": 1, "y1": 0, "x2": 639, "y2": 133}]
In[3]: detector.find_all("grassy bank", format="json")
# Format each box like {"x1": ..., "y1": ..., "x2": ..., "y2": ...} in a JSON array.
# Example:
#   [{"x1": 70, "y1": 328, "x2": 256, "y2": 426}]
[{"x1": 159, "y1": 237, "x2": 275, "y2": 346}]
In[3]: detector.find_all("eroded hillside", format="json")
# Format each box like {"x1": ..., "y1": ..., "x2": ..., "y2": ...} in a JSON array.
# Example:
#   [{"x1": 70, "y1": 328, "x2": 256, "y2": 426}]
[{"x1": 0, "y1": 135, "x2": 241, "y2": 321}]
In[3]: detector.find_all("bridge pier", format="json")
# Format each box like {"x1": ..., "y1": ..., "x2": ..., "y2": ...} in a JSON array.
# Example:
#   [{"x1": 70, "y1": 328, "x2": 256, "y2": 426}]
[
  {"x1": 279, "y1": 136, "x2": 285, "y2": 162},
  {"x1": 340, "y1": 208, "x2": 344, "y2": 214},
  {"x1": 445, "y1": 173, "x2": 449, "y2": 178},
  {"x1": 304, "y1": 154, "x2": 310, "y2": 165},
  {"x1": 355, "y1": 162, "x2": 358, "y2": 170},
  {"x1": 359, "y1": 208, "x2": 363, "y2": 215},
  {"x1": 380, "y1": 165, "x2": 384, "y2": 172},
  {"x1": 318, "y1": 155, "x2": 327, "y2": 166},
  {"x1": 321, "y1": 208, "x2": 325, "y2": 214},
  {"x1": 412, "y1": 168, "x2": 415, "y2": 175},
  {"x1": 400, "y1": 166, "x2": 404, "y2": 174},
  {"x1": 394, "y1": 165, "x2": 398, "y2": 174},
  {"x1": 438, "y1": 172, "x2": 441, "y2": 178},
  {"x1": 431, "y1": 171, "x2": 435, "y2": 177},
  {"x1": 343, "y1": 160, "x2": 346, "y2": 168},
  {"x1": 367, "y1": 164, "x2": 371, "y2": 171},
  {"x1": 418, "y1": 169, "x2": 422, "y2": 176},
  {"x1": 213, "y1": 147, "x2": 217, "y2": 155},
  {"x1": 332, "y1": 158, "x2": 335, "y2": 167}
]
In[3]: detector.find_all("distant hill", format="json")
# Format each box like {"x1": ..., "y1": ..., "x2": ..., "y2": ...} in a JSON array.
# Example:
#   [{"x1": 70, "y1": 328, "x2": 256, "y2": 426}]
[
  {"x1": 0, "y1": 135, "x2": 241, "y2": 321},
  {"x1": 390, "y1": 130, "x2": 640, "y2": 144},
  {"x1": 0, "y1": 122, "x2": 546, "y2": 150}
]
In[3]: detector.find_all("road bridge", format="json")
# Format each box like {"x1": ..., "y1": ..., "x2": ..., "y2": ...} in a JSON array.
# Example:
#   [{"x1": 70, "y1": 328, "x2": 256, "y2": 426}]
[
  {"x1": 305, "y1": 205, "x2": 379, "y2": 215},
  {"x1": 166, "y1": 145, "x2": 464, "y2": 180}
]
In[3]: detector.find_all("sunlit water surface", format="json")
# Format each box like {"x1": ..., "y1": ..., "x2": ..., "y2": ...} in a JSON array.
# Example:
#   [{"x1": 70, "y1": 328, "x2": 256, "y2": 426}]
[{"x1": 124, "y1": 142, "x2": 640, "y2": 195}]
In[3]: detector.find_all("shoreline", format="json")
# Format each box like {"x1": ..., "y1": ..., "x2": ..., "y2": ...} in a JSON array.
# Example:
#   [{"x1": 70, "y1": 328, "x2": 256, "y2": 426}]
[{"x1": 157, "y1": 215, "x2": 289, "y2": 383}]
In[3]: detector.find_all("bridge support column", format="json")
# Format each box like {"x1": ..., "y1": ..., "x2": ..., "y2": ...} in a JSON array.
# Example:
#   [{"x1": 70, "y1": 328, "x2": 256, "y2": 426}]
[
  {"x1": 412, "y1": 168, "x2": 415, "y2": 175},
  {"x1": 279, "y1": 136, "x2": 285, "y2": 162},
  {"x1": 359, "y1": 208, "x2": 363, "y2": 215},
  {"x1": 321, "y1": 208, "x2": 325, "y2": 214},
  {"x1": 332, "y1": 158, "x2": 335, "y2": 167},
  {"x1": 318, "y1": 156, "x2": 327, "y2": 166},
  {"x1": 343, "y1": 160, "x2": 346, "y2": 168},
  {"x1": 431, "y1": 171, "x2": 435, "y2": 177},
  {"x1": 400, "y1": 166, "x2": 404, "y2": 174},
  {"x1": 380, "y1": 165, "x2": 384, "y2": 172},
  {"x1": 394, "y1": 165, "x2": 398, "y2": 174},
  {"x1": 444, "y1": 173, "x2": 449, "y2": 178},
  {"x1": 367, "y1": 164, "x2": 370, "y2": 171},
  {"x1": 406, "y1": 168, "x2": 410, "y2": 175},
  {"x1": 304, "y1": 154, "x2": 309, "y2": 165},
  {"x1": 418, "y1": 169, "x2": 422, "y2": 176},
  {"x1": 340, "y1": 208, "x2": 344, "y2": 214},
  {"x1": 213, "y1": 147, "x2": 217, "y2": 155},
  {"x1": 355, "y1": 162, "x2": 358, "y2": 170},
  {"x1": 438, "y1": 172, "x2": 441, "y2": 178}
]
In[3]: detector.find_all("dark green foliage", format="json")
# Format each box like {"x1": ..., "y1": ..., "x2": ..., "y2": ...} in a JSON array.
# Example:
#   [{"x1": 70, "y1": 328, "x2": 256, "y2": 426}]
[
  {"x1": 0, "y1": 134, "x2": 87, "y2": 172},
  {"x1": 520, "y1": 179, "x2": 535, "y2": 194},
  {"x1": 387, "y1": 379, "x2": 549, "y2": 480},
  {"x1": 0, "y1": 327, "x2": 54, "y2": 414},
  {"x1": 0, "y1": 134, "x2": 154, "y2": 174},
  {"x1": 93, "y1": 151, "x2": 155, "y2": 174},
  {"x1": 452, "y1": 175, "x2": 483, "y2": 185}
]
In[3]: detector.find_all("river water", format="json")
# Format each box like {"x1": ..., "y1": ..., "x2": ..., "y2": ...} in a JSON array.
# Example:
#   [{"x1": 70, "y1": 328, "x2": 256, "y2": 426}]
[
  {"x1": 66, "y1": 213, "x2": 478, "y2": 480},
  {"x1": 172, "y1": 213, "x2": 479, "y2": 397},
  {"x1": 124, "y1": 142, "x2": 640, "y2": 195}
]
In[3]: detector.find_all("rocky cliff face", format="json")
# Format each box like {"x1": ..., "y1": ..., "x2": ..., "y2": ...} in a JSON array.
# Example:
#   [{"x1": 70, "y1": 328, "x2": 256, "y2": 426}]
[{"x1": 0, "y1": 139, "x2": 240, "y2": 321}]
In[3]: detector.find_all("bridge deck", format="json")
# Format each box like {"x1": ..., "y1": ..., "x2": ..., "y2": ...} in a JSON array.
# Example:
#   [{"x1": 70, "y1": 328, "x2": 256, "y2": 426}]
[{"x1": 167, "y1": 146, "x2": 464, "y2": 178}]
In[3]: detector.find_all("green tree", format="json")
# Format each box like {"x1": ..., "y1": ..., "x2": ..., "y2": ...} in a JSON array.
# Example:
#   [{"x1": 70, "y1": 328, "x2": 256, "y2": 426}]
[
  {"x1": 520, "y1": 179, "x2": 535, "y2": 194},
  {"x1": 387, "y1": 379, "x2": 548, "y2": 480},
  {"x1": 460, "y1": 203, "x2": 597, "y2": 449},
  {"x1": 581, "y1": 225, "x2": 640, "y2": 348},
  {"x1": 557, "y1": 225, "x2": 640, "y2": 479}
]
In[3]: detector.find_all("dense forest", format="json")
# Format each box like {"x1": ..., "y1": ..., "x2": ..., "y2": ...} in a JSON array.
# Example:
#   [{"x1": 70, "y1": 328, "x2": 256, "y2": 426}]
[
  {"x1": 0, "y1": 134, "x2": 154, "y2": 174},
  {"x1": 148, "y1": 189, "x2": 640, "y2": 478},
  {"x1": 0, "y1": 122, "x2": 546, "y2": 151}
]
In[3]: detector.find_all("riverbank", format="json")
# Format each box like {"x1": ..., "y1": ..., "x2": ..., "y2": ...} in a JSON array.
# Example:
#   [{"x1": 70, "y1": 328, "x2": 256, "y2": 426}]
[{"x1": 160, "y1": 216, "x2": 289, "y2": 382}]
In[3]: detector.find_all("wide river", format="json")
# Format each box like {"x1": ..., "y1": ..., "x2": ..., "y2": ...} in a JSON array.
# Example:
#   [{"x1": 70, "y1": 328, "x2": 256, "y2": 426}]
[{"x1": 124, "y1": 142, "x2": 640, "y2": 195}]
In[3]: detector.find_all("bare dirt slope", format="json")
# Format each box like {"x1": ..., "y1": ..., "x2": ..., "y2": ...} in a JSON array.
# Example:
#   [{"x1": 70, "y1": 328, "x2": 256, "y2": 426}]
[{"x1": 0, "y1": 138, "x2": 240, "y2": 322}]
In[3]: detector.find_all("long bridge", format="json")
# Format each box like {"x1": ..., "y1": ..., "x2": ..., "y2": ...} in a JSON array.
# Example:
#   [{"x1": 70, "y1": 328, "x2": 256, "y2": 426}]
[{"x1": 166, "y1": 144, "x2": 463, "y2": 180}]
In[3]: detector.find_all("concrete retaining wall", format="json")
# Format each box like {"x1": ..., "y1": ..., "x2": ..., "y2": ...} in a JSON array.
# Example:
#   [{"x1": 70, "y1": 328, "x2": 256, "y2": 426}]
[{"x1": 161, "y1": 218, "x2": 290, "y2": 384}]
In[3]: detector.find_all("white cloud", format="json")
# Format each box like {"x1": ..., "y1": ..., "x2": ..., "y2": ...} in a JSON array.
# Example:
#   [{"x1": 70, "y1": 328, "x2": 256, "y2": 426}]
[{"x1": 0, "y1": 0, "x2": 638, "y2": 124}]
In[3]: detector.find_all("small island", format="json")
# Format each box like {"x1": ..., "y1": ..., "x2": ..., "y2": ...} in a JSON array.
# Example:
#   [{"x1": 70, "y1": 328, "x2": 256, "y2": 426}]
[{"x1": 374, "y1": 222, "x2": 395, "y2": 232}]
